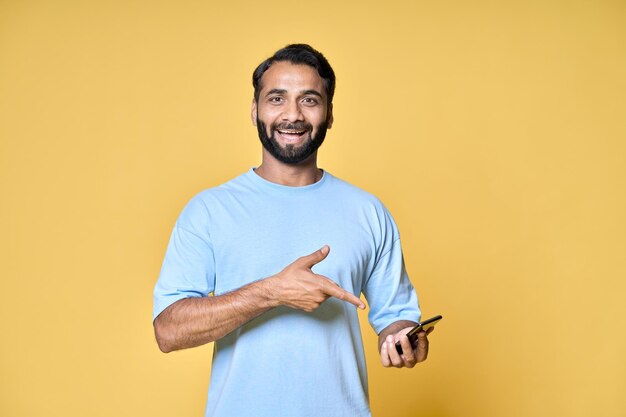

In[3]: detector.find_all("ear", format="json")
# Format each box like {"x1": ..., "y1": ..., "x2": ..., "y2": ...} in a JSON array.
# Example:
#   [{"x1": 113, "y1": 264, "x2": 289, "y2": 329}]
[
  {"x1": 251, "y1": 99, "x2": 258, "y2": 126},
  {"x1": 326, "y1": 103, "x2": 334, "y2": 129}
]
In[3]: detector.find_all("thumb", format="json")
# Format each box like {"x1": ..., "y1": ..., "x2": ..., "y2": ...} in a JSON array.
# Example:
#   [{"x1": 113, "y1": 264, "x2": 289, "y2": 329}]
[{"x1": 300, "y1": 245, "x2": 330, "y2": 268}]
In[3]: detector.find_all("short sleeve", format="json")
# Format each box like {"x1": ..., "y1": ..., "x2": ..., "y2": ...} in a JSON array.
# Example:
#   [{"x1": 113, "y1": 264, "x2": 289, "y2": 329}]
[
  {"x1": 153, "y1": 196, "x2": 216, "y2": 321},
  {"x1": 362, "y1": 208, "x2": 421, "y2": 334}
]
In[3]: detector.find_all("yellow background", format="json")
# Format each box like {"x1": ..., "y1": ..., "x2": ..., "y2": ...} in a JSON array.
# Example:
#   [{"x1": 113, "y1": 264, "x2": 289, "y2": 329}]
[{"x1": 1, "y1": 1, "x2": 625, "y2": 416}]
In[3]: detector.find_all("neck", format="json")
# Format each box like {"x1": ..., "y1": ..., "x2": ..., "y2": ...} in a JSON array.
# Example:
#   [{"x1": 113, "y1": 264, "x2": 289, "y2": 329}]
[{"x1": 254, "y1": 151, "x2": 322, "y2": 186}]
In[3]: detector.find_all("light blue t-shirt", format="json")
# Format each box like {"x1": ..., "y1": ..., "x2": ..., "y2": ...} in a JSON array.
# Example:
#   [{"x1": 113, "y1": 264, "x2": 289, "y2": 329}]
[{"x1": 153, "y1": 169, "x2": 421, "y2": 417}]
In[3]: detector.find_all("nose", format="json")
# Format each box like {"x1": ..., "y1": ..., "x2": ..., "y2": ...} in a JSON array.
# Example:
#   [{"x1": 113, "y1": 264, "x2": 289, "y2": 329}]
[{"x1": 282, "y1": 100, "x2": 304, "y2": 122}]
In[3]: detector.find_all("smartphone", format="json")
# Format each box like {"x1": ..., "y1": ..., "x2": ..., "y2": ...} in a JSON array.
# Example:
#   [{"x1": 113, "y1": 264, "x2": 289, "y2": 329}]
[{"x1": 395, "y1": 315, "x2": 442, "y2": 355}]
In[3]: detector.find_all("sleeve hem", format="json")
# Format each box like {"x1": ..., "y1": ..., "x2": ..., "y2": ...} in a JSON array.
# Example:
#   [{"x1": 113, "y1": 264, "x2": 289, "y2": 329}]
[
  {"x1": 152, "y1": 293, "x2": 201, "y2": 322},
  {"x1": 372, "y1": 313, "x2": 422, "y2": 335}
]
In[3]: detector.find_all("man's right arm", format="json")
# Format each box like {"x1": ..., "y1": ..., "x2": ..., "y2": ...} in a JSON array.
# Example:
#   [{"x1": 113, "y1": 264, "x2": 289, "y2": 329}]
[
  {"x1": 153, "y1": 245, "x2": 365, "y2": 353},
  {"x1": 154, "y1": 278, "x2": 278, "y2": 353}
]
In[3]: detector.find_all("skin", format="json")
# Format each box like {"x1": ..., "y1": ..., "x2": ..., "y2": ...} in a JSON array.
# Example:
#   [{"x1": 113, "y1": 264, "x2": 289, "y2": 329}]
[
  {"x1": 154, "y1": 245, "x2": 364, "y2": 352},
  {"x1": 154, "y1": 61, "x2": 432, "y2": 368},
  {"x1": 251, "y1": 61, "x2": 333, "y2": 186},
  {"x1": 379, "y1": 322, "x2": 434, "y2": 368}
]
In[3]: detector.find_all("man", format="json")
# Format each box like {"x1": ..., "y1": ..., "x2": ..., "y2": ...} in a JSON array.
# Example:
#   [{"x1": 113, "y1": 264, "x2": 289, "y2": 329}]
[{"x1": 153, "y1": 44, "x2": 434, "y2": 417}]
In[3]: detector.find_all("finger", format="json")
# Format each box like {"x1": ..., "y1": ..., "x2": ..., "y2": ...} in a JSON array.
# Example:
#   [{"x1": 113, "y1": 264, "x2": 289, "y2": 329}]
[
  {"x1": 398, "y1": 334, "x2": 416, "y2": 366},
  {"x1": 380, "y1": 341, "x2": 391, "y2": 367},
  {"x1": 416, "y1": 330, "x2": 430, "y2": 362},
  {"x1": 299, "y1": 245, "x2": 330, "y2": 268},
  {"x1": 386, "y1": 335, "x2": 403, "y2": 367},
  {"x1": 322, "y1": 280, "x2": 366, "y2": 309}
]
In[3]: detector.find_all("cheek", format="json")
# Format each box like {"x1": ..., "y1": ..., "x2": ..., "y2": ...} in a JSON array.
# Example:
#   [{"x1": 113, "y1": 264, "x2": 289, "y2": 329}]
[
  {"x1": 258, "y1": 112, "x2": 278, "y2": 128},
  {"x1": 309, "y1": 115, "x2": 327, "y2": 133},
  {"x1": 308, "y1": 111, "x2": 327, "y2": 127},
  {"x1": 265, "y1": 122, "x2": 277, "y2": 138}
]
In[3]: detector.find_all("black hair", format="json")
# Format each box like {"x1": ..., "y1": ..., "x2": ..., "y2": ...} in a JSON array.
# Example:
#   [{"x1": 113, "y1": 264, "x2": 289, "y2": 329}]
[{"x1": 252, "y1": 44, "x2": 336, "y2": 104}]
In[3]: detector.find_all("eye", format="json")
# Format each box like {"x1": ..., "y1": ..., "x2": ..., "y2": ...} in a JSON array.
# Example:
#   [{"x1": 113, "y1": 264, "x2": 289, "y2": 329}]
[
  {"x1": 302, "y1": 97, "x2": 319, "y2": 106},
  {"x1": 268, "y1": 96, "x2": 284, "y2": 104}
]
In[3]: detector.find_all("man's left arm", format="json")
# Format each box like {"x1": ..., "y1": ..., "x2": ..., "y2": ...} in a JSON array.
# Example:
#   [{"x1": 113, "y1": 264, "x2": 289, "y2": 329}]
[
  {"x1": 362, "y1": 202, "x2": 431, "y2": 368},
  {"x1": 378, "y1": 321, "x2": 434, "y2": 368}
]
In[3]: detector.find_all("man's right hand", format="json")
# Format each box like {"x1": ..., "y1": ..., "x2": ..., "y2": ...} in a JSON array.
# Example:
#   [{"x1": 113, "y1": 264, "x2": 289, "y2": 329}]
[
  {"x1": 154, "y1": 245, "x2": 365, "y2": 353},
  {"x1": 269, "y1": 245, "x2": 366, "y2": 312}
]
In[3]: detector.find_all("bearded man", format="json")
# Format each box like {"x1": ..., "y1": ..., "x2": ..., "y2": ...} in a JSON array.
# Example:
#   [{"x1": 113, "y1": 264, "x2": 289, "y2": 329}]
[{"x1": 153, "y1": 43, "x2": 434, "y2": 417}]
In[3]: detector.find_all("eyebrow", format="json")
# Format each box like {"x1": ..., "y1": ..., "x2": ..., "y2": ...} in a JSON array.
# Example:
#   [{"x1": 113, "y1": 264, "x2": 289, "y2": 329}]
[
  {"x1": 301, "y1": 89, "x2": 323, "y2": 98},
  {"x1": 265, "y1": 89, "x2": 287, "y2": 96},
  {"x1": 265, "y1": 88, "x2": 324, "y2": 98}
]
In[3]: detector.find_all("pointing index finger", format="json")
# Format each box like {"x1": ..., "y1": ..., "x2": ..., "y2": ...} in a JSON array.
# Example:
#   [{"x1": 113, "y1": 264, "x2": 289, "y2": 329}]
[{"x1": 323, "y1": 281, "x2": 365, "y2": 310}]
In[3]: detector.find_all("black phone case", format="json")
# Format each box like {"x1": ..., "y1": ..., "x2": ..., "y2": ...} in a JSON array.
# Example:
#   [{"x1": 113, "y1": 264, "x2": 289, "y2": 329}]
[{"x1": 394, "y1": 315, "x2": 442, "y2": 355}]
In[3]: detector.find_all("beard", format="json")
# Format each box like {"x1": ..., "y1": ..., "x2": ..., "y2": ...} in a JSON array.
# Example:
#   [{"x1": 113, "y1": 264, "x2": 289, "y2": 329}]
[{"x1": 256, "y1": 117, "x2": 328, "y2": 164}]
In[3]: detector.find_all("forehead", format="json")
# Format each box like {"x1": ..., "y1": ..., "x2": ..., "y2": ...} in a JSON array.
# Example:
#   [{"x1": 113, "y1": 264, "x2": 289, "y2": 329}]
[{"x1": 259, "y1": 61, "x2": 326, "y2": 97}]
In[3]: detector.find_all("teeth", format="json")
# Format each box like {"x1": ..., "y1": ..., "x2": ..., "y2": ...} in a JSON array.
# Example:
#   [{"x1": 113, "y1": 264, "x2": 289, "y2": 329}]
[{"x1": 278, "y1": 130, "x2": 304, "y2": 134}]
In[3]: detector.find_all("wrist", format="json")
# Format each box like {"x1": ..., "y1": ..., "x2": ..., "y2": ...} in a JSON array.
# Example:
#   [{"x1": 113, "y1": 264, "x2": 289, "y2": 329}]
[
  {"x1": 255, "y1": 275, "x2": 282, "y2": 309},
  {"x1": 378, "y1": 320, "x2": 417, "y2": 351}
]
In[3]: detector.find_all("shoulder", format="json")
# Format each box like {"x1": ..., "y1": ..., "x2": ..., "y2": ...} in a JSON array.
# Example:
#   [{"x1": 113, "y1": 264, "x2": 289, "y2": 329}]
[
  {"x1": 176, "y1": 171, "x2": 252, "y2": 226},
  {"x1": 326, "y1": 172, "x2": 390, "y2": 213},
  {"x1": 326, "y1": 172, "x2": 400, "y2": 240}
]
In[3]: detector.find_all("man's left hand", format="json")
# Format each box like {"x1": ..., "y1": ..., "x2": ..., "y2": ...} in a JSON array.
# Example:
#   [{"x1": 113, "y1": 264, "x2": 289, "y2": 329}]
[{"x1": 380, "y1": 326, "x2": 434, "y2": 368}]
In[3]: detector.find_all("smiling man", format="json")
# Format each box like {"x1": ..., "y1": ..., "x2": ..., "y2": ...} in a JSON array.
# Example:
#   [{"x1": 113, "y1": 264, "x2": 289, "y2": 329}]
[
  {"x1": 253, "y1": 60, "x2": 332, "y2": 165},
  {"x1": 153, "y1": 44, "x2": 433, "y2": 417}
]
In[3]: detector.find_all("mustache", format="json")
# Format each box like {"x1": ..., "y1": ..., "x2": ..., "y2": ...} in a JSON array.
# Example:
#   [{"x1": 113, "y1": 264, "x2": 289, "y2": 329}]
[{"x1": 272, "y1": 122, "x2": 312, "y2": 131}]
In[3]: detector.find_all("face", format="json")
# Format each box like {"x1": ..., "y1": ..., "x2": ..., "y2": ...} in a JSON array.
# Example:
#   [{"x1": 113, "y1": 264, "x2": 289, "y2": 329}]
[{"x1": 252, "y1": 61, "x2": 333, "y2": 164}]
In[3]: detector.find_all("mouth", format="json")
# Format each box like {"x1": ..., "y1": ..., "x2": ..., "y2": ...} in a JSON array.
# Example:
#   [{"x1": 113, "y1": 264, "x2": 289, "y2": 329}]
[{"x1": 275, "y1": 128, "x2": 308, "y2": 143}]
